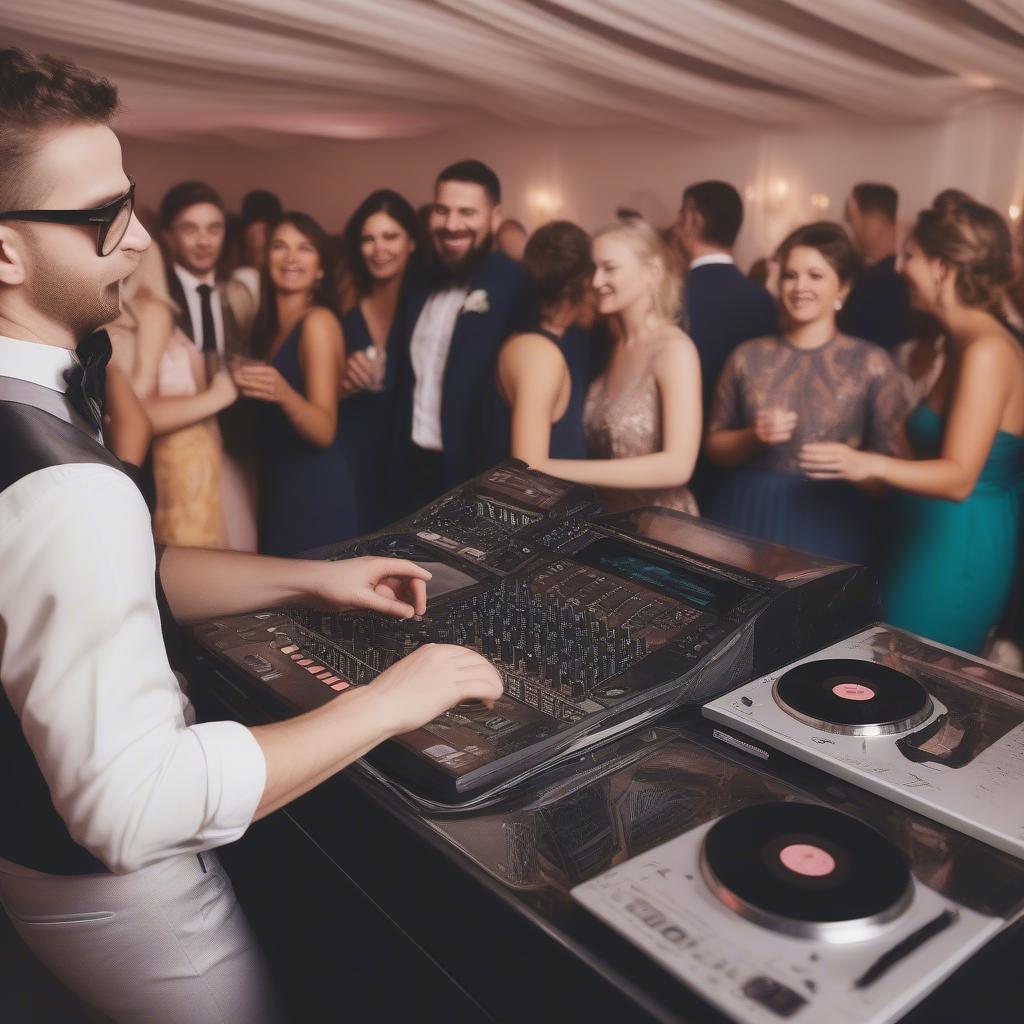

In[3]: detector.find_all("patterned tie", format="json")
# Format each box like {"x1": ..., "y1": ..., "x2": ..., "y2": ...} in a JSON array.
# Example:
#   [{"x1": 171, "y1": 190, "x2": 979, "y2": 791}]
[{"x1": 62, "y1": 330, "x2": 112, "y2": 432}]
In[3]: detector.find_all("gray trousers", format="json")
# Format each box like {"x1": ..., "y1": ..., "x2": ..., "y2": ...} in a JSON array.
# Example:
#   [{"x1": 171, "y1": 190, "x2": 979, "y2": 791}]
[{"x1": 0, "y1": 850, "x2": 281, "y2": 1023}]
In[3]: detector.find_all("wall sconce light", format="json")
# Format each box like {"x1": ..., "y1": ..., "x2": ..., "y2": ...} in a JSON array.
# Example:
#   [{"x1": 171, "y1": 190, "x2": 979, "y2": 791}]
[
  {"x1": 528, "y1": 188, "x2": 562, "y2": 219},
  {"x1": 1010, "y1": 203, "x2": 1021, "y2": 222}
]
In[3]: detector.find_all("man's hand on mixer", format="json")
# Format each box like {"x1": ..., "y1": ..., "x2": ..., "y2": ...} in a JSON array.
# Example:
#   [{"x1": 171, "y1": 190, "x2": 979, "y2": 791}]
[
  {"x1": 369, "y1": 644, "x2": 504, "y2": 735},
  {"x1": 159, "y1": 550, "x2": 431, "y2": 625},
  {"x1": 251, "y1": 643, "x2": 502, "y2": 818},
  {"x1": 308, "y1": 556, "x2": 432, "y2": 618}
]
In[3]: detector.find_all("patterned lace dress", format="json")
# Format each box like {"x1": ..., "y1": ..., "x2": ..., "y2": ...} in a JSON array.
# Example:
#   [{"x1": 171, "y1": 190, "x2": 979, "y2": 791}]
[
  {"x1": 706, "y1": 333, "x2": 908, "y2": 562},
  {"x1": 583, "y1": 343, "x2": 699, "y2": 516}
]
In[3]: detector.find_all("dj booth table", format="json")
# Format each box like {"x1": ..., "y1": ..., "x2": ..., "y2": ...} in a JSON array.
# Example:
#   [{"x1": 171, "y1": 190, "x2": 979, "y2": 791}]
[
  {"x1": 189, "y1": 672, "x2": 1024, "y2": 1024},
  {"x1": 186, "y1": 465, "x2": 1024, "y2": 1023}
]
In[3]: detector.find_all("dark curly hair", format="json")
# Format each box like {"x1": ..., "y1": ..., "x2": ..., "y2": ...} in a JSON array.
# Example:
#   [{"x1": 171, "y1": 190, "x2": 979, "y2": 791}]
[
  {"x1": 911, "y1": 195, "x2": 1013, "y2": 311},
  {"x1": 522, "y1": 220, "x2": 593, "y2": 312},
  {"x1": 0, "y1": 48, "x2": 119, "y2": 209},
  {"x1": 775, "y1": 221, "x2": 860, "y2": 286}
]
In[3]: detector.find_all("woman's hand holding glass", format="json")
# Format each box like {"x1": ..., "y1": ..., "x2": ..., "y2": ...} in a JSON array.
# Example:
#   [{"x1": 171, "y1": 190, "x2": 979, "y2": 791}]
[
  {"x1": 231, "y1": 356, "x2": 290, "y2": 405},
  {"x1": 754, "y1": 407, "x2": 799, "y2": 445},
  {"x1": 343, "y1": 347, "x2": 386, "y2": 395}
]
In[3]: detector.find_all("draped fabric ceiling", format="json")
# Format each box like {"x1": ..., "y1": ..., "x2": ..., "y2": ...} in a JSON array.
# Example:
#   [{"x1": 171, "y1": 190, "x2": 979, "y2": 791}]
[{"x1": 6, "y1": 1, "x2": 1024, "y2": 142}]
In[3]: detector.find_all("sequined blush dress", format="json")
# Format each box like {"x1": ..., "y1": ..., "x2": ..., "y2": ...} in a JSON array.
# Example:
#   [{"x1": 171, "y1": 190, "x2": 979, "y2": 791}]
[
  {"x1": 583, "y1": 343, "x2": 698, "y2": 516},
  {"x1": 706, "y1": 333, "x2": 908, "y2": 563}
]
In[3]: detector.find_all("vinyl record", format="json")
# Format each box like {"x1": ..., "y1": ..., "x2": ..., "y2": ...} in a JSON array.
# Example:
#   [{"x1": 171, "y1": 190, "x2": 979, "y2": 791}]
[
  {"x1": 699, "y1": 802, "x2": 912, "y2": 942},
  {"x1": 772, "y1": 659, "x2": 933, "y2": 736}
]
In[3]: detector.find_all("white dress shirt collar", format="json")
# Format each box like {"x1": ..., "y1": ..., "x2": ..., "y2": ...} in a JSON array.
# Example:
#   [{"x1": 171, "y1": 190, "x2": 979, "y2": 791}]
[
  {"x1": 173, "y1": 264, "x2": 225, "y2": 354},
  {"x1": 0, "y1": 334, "x2": 79, "y2": 393},
  {"x1": 688, "y1": 253, "x2": 735, "y2": 271},
  {"x1": 173, "y1": 263, "x2": 216, "y2": 290}
]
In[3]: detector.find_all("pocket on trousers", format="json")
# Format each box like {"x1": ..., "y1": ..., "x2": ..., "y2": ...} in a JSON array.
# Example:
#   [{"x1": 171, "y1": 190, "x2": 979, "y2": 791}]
[{"x1": 9, "y1": 909, "x2": 115, "y2": 925}]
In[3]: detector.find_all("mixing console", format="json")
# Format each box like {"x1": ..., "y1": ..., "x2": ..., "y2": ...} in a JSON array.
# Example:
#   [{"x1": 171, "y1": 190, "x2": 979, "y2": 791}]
[{"x1": 192, "y1": 462, "x2": 879, "y2": 802}]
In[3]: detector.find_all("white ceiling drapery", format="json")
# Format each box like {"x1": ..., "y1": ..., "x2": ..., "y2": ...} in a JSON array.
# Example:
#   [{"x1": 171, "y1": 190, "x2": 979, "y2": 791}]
[{"x1": 4, "y1": 0, "x2": 1024, "y2": 142}]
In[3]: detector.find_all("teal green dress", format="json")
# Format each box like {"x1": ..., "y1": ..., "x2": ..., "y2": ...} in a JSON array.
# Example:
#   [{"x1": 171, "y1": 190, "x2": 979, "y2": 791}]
[{"x1": 882, "y1": 402, "x2": 1024, "y2": 653}]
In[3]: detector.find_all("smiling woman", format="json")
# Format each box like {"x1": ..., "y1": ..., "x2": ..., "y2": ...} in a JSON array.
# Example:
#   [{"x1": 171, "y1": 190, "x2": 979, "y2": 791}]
[
  {"x1": 339, "y1": 188, "x2": 421, "y2": 535},
  {"x1": 244, "y1": 212, "x2": 357, "y2": 555},
  {"x1": 703, "y1": 221, "x2": 910, "y2": 563}
]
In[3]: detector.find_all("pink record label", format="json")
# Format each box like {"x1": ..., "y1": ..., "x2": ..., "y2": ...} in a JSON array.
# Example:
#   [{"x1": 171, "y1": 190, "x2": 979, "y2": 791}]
[
  {"x1": 779, "y1": 843, "x2": 836, "y2": 877},
  {"x1": 832, "y1": 681, "x2": 875, "y2": 701}
]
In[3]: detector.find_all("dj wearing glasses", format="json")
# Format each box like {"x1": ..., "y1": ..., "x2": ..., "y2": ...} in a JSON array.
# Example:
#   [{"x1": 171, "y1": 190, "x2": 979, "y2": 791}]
[{"x1": 0, "y1": 49, "x2": 501, "y2": 1023}]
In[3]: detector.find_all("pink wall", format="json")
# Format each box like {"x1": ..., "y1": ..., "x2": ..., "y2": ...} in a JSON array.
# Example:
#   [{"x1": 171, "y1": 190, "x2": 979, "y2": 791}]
[{"x1": 122, "y1": 99, "x2": 1024, "y2": 268}]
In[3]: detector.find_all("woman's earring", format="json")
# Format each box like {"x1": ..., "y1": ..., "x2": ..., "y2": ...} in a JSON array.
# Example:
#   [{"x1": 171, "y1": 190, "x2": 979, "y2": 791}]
[{"x1": 834, "y1": 298, "x2": 843, "y2": 312}]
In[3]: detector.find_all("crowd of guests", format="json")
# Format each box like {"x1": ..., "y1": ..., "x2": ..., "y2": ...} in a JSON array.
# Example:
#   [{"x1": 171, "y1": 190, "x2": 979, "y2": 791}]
[{"x1": 103, "y1": 161, "x2": 1024, "y2": 660}]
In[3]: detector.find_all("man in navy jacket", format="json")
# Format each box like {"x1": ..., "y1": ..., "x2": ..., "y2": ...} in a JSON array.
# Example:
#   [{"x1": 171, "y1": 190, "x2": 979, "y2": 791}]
[
  {"x1": 675, "y1": 180, "x2": 776, "y2": 504},
  {"x1": 391, "y1": 160, "x2": 532, "y2": 514}
]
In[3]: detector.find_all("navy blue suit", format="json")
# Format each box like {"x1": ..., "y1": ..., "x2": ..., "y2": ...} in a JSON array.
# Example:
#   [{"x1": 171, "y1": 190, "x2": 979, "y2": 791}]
[
  {"x1": 685, "y1": 260, "x2": 777, "y2": 507},
  {"x1": 685, "y1": 260, "x2": 777, "y2": 417},
  {"x1": 389, "y1": 251, "x2": 533, "y2": 516},
  {"x1": 837, "y1": 254, "x2": 909, "y2": 351}
]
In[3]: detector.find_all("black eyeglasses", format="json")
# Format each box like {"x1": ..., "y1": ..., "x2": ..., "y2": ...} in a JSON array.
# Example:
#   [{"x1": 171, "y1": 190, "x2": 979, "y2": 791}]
[{"x1": 0, "y1": 177, "x2": 136, "y2": 257}]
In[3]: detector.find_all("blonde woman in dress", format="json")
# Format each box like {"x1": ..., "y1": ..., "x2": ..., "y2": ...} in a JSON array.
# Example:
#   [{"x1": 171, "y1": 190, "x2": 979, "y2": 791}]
[{"x1": 525, "y1": 219, "x2": 702, "y2": 514}]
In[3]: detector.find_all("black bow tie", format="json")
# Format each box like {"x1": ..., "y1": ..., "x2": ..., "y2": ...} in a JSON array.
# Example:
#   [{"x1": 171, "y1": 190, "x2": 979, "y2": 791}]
[{"x1": 63, "y1": 330, "x2": 112, "y2": 432}]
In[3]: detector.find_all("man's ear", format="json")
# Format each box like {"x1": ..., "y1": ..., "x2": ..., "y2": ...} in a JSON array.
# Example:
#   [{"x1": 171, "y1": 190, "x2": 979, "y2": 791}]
[
  {"x1": 0, "y1": 228, "x2": 28, "y2": 286},
  {"x1": 490, "y1": 204, "x2": 504, "y2": 235},
  {"x1": 691, "y1": 207, "x2": 706, "y2": 240}
]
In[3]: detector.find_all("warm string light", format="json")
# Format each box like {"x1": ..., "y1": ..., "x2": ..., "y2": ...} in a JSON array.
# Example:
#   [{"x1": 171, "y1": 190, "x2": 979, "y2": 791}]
[{"x1": 810, "y1": 193, "x2": 830, "y2": 211}]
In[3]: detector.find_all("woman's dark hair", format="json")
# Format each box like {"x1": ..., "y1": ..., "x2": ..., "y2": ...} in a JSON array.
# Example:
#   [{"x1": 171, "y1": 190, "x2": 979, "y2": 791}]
[
  {"x1": 775, "y1": 221, "x2": 860, "y2": 286},
  {"x1": 342, "y1": 189, "x2": 420, "y2": 298},
  {"x1": 522, "y1": 220, "x2": 593, "y2": 311},
  {"x1": 252, "y1": 212, "x2": 339, "y2": 355},
  {"x1": 911, "y1": 194, "x2": 1013, "y2": 311}
]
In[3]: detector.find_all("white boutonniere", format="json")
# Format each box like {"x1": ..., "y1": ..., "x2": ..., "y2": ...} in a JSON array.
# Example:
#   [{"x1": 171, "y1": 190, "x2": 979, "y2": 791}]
[{"x1": 461, "y1": 289, "x2": 490, "y2": 314}]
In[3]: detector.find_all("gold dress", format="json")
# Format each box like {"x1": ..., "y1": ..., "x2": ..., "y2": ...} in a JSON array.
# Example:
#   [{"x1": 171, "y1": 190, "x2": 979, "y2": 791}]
[
  {"x1": 583, "y1": 348, "x2": 699, "y2": 516},
  {"x1": 151, "y1": 332, "x2": 226, "y2": 548}
]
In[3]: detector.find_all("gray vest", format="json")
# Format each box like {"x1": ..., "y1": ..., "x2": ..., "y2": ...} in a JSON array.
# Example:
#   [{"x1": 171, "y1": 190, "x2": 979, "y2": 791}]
[{"x1": 0, "y1": 376, "x2": 172, "y2": 874}]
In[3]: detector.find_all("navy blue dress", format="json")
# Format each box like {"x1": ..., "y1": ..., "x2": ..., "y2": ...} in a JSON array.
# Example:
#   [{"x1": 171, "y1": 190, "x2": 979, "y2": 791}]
[
  {"x1": 338, "y1": 304, "x2": 402, "y2": 535},
  {"x1": 490, "y1": 325, "x2": 590, "y2": 463},
  {"x1": 258, "y1": 313, "x2": 358, "y2": 556}
]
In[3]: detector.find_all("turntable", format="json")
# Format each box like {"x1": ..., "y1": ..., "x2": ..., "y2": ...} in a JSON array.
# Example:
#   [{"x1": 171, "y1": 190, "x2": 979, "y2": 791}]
[
  {"x1": 702, "y1": 625, "x2": 1024, "y2": 858},
  {"x1": 572, "y1": 792, "x2": 1013, "y2": 1024}
]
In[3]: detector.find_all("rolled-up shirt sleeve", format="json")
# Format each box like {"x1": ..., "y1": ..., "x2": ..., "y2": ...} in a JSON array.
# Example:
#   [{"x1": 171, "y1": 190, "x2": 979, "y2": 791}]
[{"x1": 0, "y1": 463, "x2": 266, "y2": 874}]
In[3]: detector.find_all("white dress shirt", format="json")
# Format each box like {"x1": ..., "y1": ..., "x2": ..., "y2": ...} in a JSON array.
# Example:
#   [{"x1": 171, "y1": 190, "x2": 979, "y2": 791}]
[
  {"x1": 409, "y1": 286, "x2": 469, "y2": 451},
  {"x1": 230, "y1": 265, "x2": 261, "y2": 306},
  {"x1": 0, "y1": 335, "x2": 265, "y2": 873},
  {"x1": 0, "y1": 334, "x2": 102, "y2": 441},
  {"x1": 173, "y1": 264, "x2": 226, "y2": 354},
  {"x1": 688, "y1": 253, "x2": 735, "y2": 271}
]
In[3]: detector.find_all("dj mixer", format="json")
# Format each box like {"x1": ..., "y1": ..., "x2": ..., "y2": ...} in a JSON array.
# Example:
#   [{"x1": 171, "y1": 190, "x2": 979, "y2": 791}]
[{"x1": 192, "y1": 462, "x2": 878, "y2": 803}]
